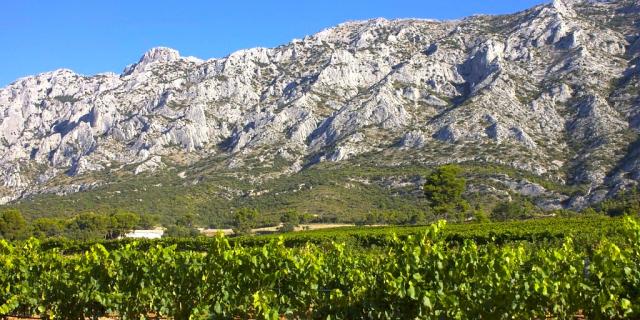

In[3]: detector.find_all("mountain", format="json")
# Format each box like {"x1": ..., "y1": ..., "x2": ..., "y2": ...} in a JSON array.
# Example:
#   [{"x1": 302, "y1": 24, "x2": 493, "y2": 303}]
[{"x1": 0, "y1": 0, "x2": 639, "y2": 222}]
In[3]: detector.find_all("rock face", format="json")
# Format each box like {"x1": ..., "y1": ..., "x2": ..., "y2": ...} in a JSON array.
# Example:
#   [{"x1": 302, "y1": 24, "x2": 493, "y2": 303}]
[{"x1": 0, "y1": 0, "x2": 639, "y2": 208}]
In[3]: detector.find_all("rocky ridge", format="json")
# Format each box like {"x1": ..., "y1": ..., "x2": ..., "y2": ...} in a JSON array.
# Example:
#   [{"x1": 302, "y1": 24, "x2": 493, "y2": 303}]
[{"x1": 0, "y1": 0, "x2": 639, "y2": 209}]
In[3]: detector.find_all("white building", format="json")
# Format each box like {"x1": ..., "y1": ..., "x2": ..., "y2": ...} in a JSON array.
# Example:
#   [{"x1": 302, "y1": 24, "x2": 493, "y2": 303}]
[{"x1": 124, "y1": 229, "x2": 164, "y2": 239}]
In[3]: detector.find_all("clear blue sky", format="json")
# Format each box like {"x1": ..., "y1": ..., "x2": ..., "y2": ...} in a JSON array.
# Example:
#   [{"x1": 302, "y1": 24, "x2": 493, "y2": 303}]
[{"x1": 0, "y1": 0, "x2": 546, "y2": 87}]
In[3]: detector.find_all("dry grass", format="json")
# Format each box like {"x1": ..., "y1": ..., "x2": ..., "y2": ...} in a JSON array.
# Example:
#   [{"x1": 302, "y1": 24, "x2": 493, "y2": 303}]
[{"x1": 200, "y1": 223, "x2": 373, "y2": 237}]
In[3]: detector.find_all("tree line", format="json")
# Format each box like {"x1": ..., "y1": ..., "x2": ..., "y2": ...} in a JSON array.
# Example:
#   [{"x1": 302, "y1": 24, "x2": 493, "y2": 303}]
[
  {"x1": 0, "y1": 207, "x2": 310, "y2": 240},
  {"x1": 0, "y1": 210, "x2": 155, "y2": 241}
]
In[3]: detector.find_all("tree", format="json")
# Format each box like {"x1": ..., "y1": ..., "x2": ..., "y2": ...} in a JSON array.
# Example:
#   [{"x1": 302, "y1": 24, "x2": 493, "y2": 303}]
[
  {"x1": 0, "y1": 209, "x2": 28, "y2": 240},
  {"x1": 138, "y1": 213, "x2": 159, "y2": 229},
  {"x1": 278, "y1": 210, "x2": 300, "y2": 233},
  {"x1": 107, "y1": 211, "x2": 141, "y2": 239},
  {"x1": 409, "y1": 211, "x2": 427, "y2": 225},
  {"x1": 163, "y1": 213, "x2": 200, "y2": 238},
  {"x1": 491, "y1": 198, "x2": 536, "y2": 221},
  {"x1": 472, "y1": 207, "x2": 490, "y2": 223},
  {"x1": 423, "y1": 164, "x2": 469, "y2": 220},
  {"x1": 65, "y1": 212, "x2": 110, "y2": 240},
  {"x1": 164, "y1": 225, "x2": 201, "y2": 238},
  {"x1": 233, "y1": 208, "x2": 258, "y2": 236},
  {"x1": 31, "y1": 218, "x2": 65, "y2": 238},
  {"x1": 363, "y1": 211, "x2": 382, "y2": 226},
  {"x1": 597, "y1": 187, "x2": 640, "y2": 217},
  {"x1": 175, "y1": 213, "x2": 196, "y2": 228},
  {"x1": 582, "y1": 207, "x2": 599, "y2": 216}
]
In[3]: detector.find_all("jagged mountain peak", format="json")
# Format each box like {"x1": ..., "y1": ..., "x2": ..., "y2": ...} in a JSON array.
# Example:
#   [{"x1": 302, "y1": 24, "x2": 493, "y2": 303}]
[
  {"x1": 140, "y1": 47, "x2": 181, "y2": 63},
  {"x1": 122, "y1": 46, "x2": 180, "y2": 75},
  {"x1": 122, "y1": 46, "x2": 204, "y2": 76}
]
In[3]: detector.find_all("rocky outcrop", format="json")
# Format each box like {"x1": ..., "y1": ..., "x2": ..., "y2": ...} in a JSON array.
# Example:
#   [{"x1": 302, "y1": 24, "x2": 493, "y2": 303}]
[
  {"x1": 400, "y1": 130, "x2": 426, "y2": 148},
  {"x1": 0, "y1": 0, "x2": 638, "y2": 209},
  {"x1": 123, "y1": 47, "x2": 183, "y2": 75}
]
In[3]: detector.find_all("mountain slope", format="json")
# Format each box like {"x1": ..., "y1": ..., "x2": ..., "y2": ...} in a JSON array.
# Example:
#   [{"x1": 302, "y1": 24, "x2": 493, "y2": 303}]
[{"x1": 1, "y1": 0, "x2": 639, "y2": 219}]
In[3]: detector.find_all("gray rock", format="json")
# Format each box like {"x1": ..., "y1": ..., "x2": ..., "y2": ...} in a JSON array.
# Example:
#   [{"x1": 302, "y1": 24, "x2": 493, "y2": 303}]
[
  {"x1": 433, "y1": 125, "x2": 460, "y2": 143},
  {"x1": 400, "y1": 130, "x2": 426, "y2": 148},
  {"x1": 134, "y1": 156, "x2": 165, "y2": 175}
]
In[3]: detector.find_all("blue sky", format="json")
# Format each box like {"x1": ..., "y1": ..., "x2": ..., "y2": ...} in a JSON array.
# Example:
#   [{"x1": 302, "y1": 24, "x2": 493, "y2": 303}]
[{"x1": 1, "y1": 0, "x2": 546, "y2": 87}]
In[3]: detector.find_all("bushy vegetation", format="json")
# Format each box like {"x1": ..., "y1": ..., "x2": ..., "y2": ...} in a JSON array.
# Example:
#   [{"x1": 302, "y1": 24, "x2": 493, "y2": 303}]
[
  {"x1": 0, "y1": 209, "x2": 27, "y2": 240},
  {"x1": 490, "y1": 196, "x2": 536, "y2": 221},
  {"x1": 0, "y1": 160, "x2": 577, "y2": 228},
  {"x1": 164, "y1": 213, "x2": 201, "y2": 238},
  {"x1": 278, "y1": 209, "x2": 301, "y2": 233},
  {"x1": 0, "y1": 209, "x2": 156, "y2": 241},
  {"x1": 3, "y1": 163, "x2": 640, "y2": 241},
  {"x1": 232, "y1": 208, "x2": 259, "y2": 235}
]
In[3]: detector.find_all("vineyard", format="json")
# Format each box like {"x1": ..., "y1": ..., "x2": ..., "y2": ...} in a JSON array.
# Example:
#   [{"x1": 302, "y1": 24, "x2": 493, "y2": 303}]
[
  {"x1": 237, "y1": 216, "x2": 625, "y2": 248},
  {"x1": 0, "y1": 217, "x2": 639, "y2": 319}
]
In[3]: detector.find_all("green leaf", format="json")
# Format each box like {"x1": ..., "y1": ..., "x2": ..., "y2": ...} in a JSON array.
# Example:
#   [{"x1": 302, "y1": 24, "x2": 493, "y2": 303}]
[
  {"x1": 422, "y1": 296, "x2": 432, "y2": 309},
  {"x1": 408, "y1": 283, "x2": 416, "y2": 300}
]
